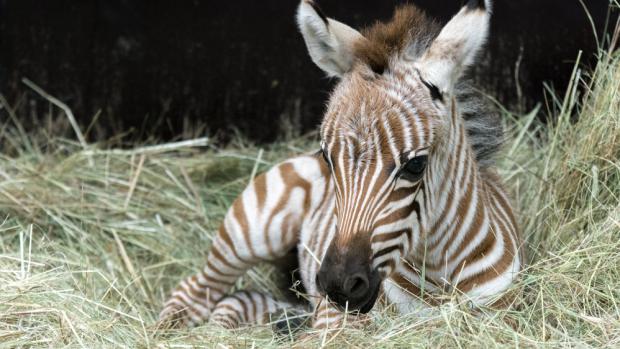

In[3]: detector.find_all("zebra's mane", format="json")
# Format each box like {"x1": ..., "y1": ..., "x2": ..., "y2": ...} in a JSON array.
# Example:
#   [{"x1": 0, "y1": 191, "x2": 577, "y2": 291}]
[
  {"x1": 454, "y1": 81, "x2": 504, "y2": 168},
  {"x1": 354, "y1": 4, "x2": 440, "y2": 74},
  {"x1": 353, "y1": 4, "x2": 503, "y2": 167}
]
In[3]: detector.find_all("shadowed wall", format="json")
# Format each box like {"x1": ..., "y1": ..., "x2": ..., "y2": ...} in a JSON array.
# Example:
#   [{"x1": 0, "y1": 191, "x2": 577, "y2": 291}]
[{"x1": 0, "y1": 0, "x2": 616, "y2": 143}]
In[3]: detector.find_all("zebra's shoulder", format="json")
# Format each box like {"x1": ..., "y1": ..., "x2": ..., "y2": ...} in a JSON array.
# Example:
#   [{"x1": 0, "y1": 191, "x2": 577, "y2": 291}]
[{"x1": 275, "y1": 151, "x2": 329, "y2": 183}]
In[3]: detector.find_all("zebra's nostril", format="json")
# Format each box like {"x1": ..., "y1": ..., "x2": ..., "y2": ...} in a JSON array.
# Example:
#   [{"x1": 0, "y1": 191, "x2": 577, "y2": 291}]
[
  {"x1": 343, "y1": 273, "x2": 369, "y2": 297},
  {"x1": 349, "y1": 277, "x2": 365, "y2": 294}
]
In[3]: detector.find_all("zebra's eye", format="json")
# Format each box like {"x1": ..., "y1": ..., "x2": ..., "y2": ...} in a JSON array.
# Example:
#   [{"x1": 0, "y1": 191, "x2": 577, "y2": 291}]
[{"x1": 400, "y1": 155, "x2": 427, "y2": 181}]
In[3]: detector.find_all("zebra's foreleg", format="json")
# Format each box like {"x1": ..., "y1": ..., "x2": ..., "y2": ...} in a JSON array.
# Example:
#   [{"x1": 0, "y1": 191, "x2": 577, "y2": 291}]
[
  {"x1": 311, "y1": 298, "x2": 370, "y2": 331},
  {"x1": 158, "y1": 224, "x2": 257, "y2": 328},
  {"x1": 160, "y1": 157, "x2": 319, "y2": 327},
  {"x1": 210, "y1": 290, "x2": 295, "y2": 329},
  {"x1": 159, "y1": 214, "x2": 299, "y2": 328}
]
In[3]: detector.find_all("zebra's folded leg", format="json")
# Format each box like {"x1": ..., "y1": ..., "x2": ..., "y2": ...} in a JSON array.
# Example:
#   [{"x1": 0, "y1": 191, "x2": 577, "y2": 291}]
[
  {"x1": 159, "y1": 158, "x2": 318, "y2": 327},
  {"x1": 311, "y1": 298, "x2": 370, "y2": 331},
  {"x1": 158, "y1": 224, "x2": 294, "y2": 328},
  {"x1": 158, "y1": 223, "x2": 250, "y2": 328},
  {"x1": 210, "y1": 290, "x2": 306, "y2": 329},
  {"x1": 158, "y1": 270, "x2": 223, "y2": 328}
]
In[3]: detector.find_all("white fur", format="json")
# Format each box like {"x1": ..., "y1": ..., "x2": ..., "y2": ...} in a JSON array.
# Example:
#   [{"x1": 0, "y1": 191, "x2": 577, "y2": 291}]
[
  {"x1": 466, "y1": 254, "x2": 520, "y2": 306},
  {"x1": 296, "y1": 0, "x2": 365, "y2": 77},
  {"x1": 417, "y1": 6, "x2": 490, "y2": 92}
]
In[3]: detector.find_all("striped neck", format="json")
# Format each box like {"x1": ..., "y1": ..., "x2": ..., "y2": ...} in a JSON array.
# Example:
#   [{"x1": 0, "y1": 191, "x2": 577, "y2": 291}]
[{"x1": 420, "y1": 98, "x2": 485, "y2": 269}]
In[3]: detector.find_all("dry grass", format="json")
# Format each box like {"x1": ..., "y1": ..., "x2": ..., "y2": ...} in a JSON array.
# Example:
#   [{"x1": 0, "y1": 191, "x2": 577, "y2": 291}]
[{"x1": 0, "y1": 51, "x2": 619, "y2": 348}]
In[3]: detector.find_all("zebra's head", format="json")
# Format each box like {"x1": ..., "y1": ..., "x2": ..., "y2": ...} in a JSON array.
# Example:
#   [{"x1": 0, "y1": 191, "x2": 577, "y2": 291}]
[{"x1": 297, "y1": 0, "x2": 492, "y2": 312}]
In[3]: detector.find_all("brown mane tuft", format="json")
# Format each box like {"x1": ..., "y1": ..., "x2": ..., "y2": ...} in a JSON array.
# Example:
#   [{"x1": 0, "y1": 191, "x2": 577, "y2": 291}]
[{"x1": 353, "y1": 5, "x2": 440, "y2": 74}]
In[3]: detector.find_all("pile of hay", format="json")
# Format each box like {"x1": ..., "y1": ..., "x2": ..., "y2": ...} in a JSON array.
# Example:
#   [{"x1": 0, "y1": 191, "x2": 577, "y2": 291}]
[{"x1": 1, "y1": 51, "x2": 618, "y2": 347}]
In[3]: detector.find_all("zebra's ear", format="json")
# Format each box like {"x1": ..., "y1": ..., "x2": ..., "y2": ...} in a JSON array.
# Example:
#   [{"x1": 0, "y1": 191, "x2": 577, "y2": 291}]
[
  {"x1": 297, "y1": 0, "x2": 366, "y2": 77},
  {"x1": 417, "y1": 0, "x2": 491, "y2": 93}
]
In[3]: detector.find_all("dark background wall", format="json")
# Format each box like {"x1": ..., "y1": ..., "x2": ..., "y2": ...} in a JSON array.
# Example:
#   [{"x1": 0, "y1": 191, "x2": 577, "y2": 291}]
[{"x1": 0, "y1": 0, "x2": 617, "y2": 143}]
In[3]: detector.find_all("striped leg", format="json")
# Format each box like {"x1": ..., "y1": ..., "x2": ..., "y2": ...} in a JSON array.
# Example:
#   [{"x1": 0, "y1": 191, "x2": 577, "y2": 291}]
[
  {"x1": 159, "y1": 156, "x2": 324, "y2": 327},
  {"x1": 312, "y1": 299, "x2": 344, "y2": 330},
  {"x1": 158, "y1": 227, "x2": 243, "y2": 328},
  {"x1": 210, "y1": 290, "x2": 292, "y2": 328},
  {"x1": 311, "y1": 298, "x2": 370, "y2": 331}
]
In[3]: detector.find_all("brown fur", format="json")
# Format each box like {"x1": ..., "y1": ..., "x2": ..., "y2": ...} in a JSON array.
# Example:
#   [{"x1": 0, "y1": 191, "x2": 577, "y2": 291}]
[{"x1": 353, "y1": 4, "x2": 441, "y2": 74}]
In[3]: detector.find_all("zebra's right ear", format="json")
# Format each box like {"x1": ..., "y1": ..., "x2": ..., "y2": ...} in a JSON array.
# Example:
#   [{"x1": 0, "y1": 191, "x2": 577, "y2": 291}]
[{"x1": 297, "y1": 0, "x2": 366, "y2": 77}]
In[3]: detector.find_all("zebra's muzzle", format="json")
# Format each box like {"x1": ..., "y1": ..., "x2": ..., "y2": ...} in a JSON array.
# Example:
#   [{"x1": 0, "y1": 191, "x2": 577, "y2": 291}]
[
  {"x1": 316, "y1": 241, "x2": 382, "y2": 313},
  {"x1": 316, "y1": 266, "x2": 381, "y2": 313}
]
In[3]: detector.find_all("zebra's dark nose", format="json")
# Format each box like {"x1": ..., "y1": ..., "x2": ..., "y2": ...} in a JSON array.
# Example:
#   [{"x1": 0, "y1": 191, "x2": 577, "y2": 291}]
[{"x1": 316, "y1": 243, "x2": 381, "y2": 313}]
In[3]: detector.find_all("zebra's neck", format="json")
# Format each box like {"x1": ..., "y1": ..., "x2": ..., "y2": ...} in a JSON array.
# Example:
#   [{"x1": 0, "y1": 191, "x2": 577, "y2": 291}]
[{"x1": 416, "y1": 98, "x2": 488, "y2": 275}]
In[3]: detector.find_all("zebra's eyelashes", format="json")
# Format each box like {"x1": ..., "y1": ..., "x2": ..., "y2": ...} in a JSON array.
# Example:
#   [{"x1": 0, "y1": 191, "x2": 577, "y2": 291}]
[
  {"x1": 415, "y1": 68, "x2": 444, "y2": 102},
  {"x1": 421, "y1": 78, "x2": 444, "y2": 102}
]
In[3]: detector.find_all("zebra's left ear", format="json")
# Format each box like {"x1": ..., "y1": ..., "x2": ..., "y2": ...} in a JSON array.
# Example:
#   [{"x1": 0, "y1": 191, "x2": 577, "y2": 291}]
[
  {"x1": 417, "y1": 0, "x2": 491, "y2": 93},
  {"x1": 297, "y1": 0, "x2": 366, "y2": 77}
]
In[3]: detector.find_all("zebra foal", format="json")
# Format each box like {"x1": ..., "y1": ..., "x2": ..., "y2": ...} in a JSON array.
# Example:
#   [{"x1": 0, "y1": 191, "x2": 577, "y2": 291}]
[{"x1": 159, "y1": 0, "x2": 522, "y2": 331}]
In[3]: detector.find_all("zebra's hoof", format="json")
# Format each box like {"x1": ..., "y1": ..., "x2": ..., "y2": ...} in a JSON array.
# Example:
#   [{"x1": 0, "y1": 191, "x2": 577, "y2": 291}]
[{"x1": 271, "y1": 309, "x2": 311, "y2": 337}]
